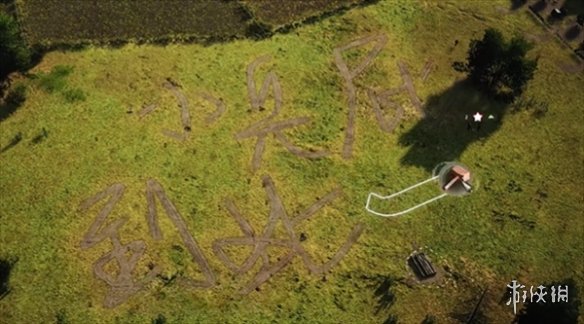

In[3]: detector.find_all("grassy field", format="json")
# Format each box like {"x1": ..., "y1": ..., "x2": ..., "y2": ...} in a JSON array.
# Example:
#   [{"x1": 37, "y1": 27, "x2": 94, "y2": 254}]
[{"x1": 1, "y1": 0, "x2": 583, "y2": 323}]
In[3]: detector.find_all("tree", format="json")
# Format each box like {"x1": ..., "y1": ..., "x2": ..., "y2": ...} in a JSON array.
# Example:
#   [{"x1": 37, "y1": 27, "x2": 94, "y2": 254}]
[
  {"x1": 465, "y1": 28, "x2": 537, "y2": 100},
  {"x1": 0, "y1": 13, "x2": 31, "y2": 82},
  {"x1": 577, "y1": 14, "x2": 584, "y2": 26}
]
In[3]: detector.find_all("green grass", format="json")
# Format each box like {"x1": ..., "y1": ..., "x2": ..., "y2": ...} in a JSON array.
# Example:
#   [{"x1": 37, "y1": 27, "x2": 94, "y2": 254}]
[{"x1": 1, "y1": 0, "x2": 583, "y2": 323}]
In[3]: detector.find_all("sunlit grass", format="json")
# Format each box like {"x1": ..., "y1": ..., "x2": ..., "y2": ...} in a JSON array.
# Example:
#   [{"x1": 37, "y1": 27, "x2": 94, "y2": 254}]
[{"x1": 1, "y1": 0, "x2": 582, "y2": 323}]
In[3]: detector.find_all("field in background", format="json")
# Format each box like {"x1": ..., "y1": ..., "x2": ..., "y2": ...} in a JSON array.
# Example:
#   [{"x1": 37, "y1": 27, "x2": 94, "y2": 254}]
[
  {"x1": 1, "y1": 0, "x2": 583, "y2": 323},
  {"x1": 15, "y1": 0, "x2": 366, "y2": 46}
]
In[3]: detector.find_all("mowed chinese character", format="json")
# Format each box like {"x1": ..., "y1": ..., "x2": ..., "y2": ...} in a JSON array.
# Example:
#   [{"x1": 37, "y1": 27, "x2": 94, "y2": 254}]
[
  {"x1": 79, "y1": 183, "x2": 160, "y2": 308},
  {"x1": 138, "y1": 78, "x2": 226, "y2": 142},
  {"x1": 333, "y1": 34, "x2": 433, "y2": 159},
  {"x1": 238, "y1": 56, "x2": 328, "y2": 172},
  {"x1": 79, "y1": 180, "x2": 218, "y2": 307},
  {"x1": 212, "y1": 175, "x2": 364, "y2": 294}
]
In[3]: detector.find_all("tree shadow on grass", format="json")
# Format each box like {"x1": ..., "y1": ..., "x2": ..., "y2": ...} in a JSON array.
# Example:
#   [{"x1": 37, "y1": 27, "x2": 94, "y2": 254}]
[
  {"x1": 512, "y1": 278, "x2": 580, "y2": 324},
  {"x1": 564, "y1": 24, "x2": 582, "y2": 41},
  {"x1": 398, "y1": 79, "x2": 511, "y2": 172},
  {"x1": 510, "y1": 0, "x2": 528, "y2": 11},
  {"x1": 0, "y1": 257, "x2": 17, "y2": 300},
  {"x1": 0, "y1": 84, "x2": 26, "y2": 123},
  {"x1": 374, "y1": 276, "x2": 397, "y2": 315}
]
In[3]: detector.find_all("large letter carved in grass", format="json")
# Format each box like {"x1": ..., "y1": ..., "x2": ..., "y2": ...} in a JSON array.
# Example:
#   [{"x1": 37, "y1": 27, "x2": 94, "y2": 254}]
[
  {"x1": 334, "y1": 34, "x2": 388, "y2": 159},
  {"x1": 239, "y1": 56, "x2": 328, "y2": 173},
  {"x1": 212, "y1": 175, "x2": 364, "y2": 295},
  {"x1": 247, "y1": 55, "x2": 282, "y2": 118},
  {"x1": 79, "y1": 183, "x2": 160, "y2": 308},
  {"x1": 162, "y1": 79, "x2": 192, "y2": 141},
  {"x1": 145, "y1": 179, "x2": 216, "y2": 289},
  {"x1": 334, "y1": 35, "x2": 432, "y2": 159}
]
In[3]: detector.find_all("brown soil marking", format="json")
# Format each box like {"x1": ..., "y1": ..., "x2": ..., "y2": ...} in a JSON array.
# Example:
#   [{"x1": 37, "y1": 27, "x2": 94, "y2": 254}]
[
  {"x1": 236, "y1": 116, "x2": 328, "y2": 172},
  {"x1": 291, "y1": 187, "x2": 342, "y2": 226},
  {"x1": 317, "y1": 223, "x2": 364, "y2": 274},
  {"x1": 557, "y1": 61, "x2": 584, "y2": 74},
  {"x1": 420, "y1": 60, "x2": 434, "y2": 82},
  {"x1": 236, "y1": 117, "x2": 311, "y2": 139},
  {"x1": 161, "y1": 130, "x2": 187, "y2": 141},
  {"x1": 79, "y1": 183, "x2": 160, "y2": 308},
  {"x1": 333, "y1": 34, "x2": 388, "y2": 159},
  {"x1": 251, "y1": 137, "x2": 267, "y2": 173},
  {"x1": 239, "y1": 252, "x2": 295, "y2": 295},
  {"x1": 94, "y1": 239, "x2": 161, "y2": 308},
  {"x1": 163, "y1": 80, "x2": 192, "y2": 138},
  {"x1": 224, "y1": 199, "x2": 254, "y2": 236},
  {"x1": 145, "y1": 179, "x2": 216, "y2": 288},
  {"x1": 367, "y1": 88, "x2": 404, "y2": 134},
  {"x1": 213, "y1": 175, "x2": 363, "y2": 294},
  {"x1": 247, "y1": 56, "x2": 283, "y2": 116},
  {"x1": 200, "y1": 92, "x2": 226, "y2": 124},
  {"x1": 273, "y1": 131, "x2": 329, "y2": 158},
  {"x1": 397, "y1": 61, "x2": 424, "y2": 116},
  {"x1": 137, "y1": 103, "x2": 158, "y2": 118},
  {"x1": 212, "y1": 237, "x2": 289, "y2": 274},
  {"x1": 79, "y1": 183, "x2": 126, "y2": 249}
]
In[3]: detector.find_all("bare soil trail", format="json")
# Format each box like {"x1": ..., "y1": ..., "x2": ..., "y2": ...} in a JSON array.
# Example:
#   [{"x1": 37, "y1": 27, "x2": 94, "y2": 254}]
[
  {"x1": 146, "y1": 179, "x2": 216, "y2": 288},
  {"x1": 333, "y1": 34, "x2": 388, "y2": 159},
  {"x1": 213, "y1": 175, "x2": 364, "y2": 295}
]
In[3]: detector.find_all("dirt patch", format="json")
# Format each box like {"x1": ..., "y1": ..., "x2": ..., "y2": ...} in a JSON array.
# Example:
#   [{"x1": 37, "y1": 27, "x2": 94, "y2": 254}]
[
  {"x1": 200, "y1": 92, "x2": 226, "y2": 125},
  {"x1": 145, "y1": 179, "x2": 216, "y2": 289},
  {"x1": 273, "y1": 131, "x2": 329, "y2": 158},
  {"x1": 79, "y1": 183, "x2": 160, "y2": 308},
  {"x1": 557, "y1": 61, "x2": 584, "y2": 73},
  {"x1": 367, "y1": 88, "x2": 404, "y2": 133},
  {"x1": 523, "y1": 32, "x2": 552, "y2": 43},
  {"x1": 397, "y1": 61, "x2": 424, "y2": 115},
  {"x1": 246, "y1": 55, "x2": 282, "y2": 117},
  {"x1": 237, "y1": 117, "x2": 327, "y2": 172},
  {"x1": 93, "y1": 239, "x2": 159, "y2": 308},
  {"x1": 79, "y1": 183, "x2": 126, "y2": 248},
  {"x1": 333, "y1": 34, "x2": 430, "y2": 158},
  {"x1": 240, "y1": 57, "x2": 327, "y2": 172},
  {"x1": 420, "y1": 60, "x2": 434, "y2": 82},
  {"x1": 213, "y1": 175, "x2": 364, "y2": 295},
  {"x1": 495, "y1": 6, "x2": 511, "y2": 15},
  {"x1": 137, "y1": 103, "x2": 158, "y2": 118},
  {"x1": 161, "y1": 129, "x2": 187, "y2": 141},
  {"x1": 333, "y1": 34, "x2": 388, "y2": 159},
  {"x1": 237, "y1": 117, "x2": 310, "y2": 139},
  {"x1": 163, "y1": 80, "x2": 191, "y2": 132}
]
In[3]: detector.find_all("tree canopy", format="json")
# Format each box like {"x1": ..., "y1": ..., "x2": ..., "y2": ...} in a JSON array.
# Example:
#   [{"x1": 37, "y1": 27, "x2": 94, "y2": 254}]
[
  {"x1": 466, "y1": 28, "x2": 537, "y2": 100},
  {"x1": 0, "y1": 13, "x2": 32, "y2": 81}
]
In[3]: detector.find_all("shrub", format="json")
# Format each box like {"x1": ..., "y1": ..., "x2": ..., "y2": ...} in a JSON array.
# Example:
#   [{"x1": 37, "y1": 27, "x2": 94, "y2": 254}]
[
  {"x1": 37, "y1": 65, "x2": 72, "y2": 93},
  {"x1": 63, "y1": 88, "x2": 86, "y2": 102}
]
